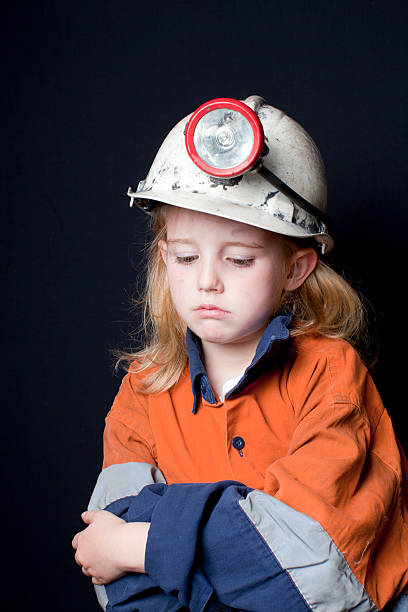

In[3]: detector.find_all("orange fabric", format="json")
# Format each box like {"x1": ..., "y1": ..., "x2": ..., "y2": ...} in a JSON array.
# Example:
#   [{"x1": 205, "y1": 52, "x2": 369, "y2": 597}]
[{"x1": 103, "y1": 335, "x2": 408, "y2": 609}]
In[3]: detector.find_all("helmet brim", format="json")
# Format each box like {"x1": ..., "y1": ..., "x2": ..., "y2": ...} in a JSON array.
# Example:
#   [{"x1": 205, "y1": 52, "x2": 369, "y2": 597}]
[{"x1": 133, "y1": 189, "x2": 334, "y2": 253}]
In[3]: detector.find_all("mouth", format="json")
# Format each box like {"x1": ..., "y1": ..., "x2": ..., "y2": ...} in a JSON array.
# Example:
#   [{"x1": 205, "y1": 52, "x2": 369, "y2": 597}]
[{"x1": 194, "y1": 304, "x2": 230, "y2": 318}]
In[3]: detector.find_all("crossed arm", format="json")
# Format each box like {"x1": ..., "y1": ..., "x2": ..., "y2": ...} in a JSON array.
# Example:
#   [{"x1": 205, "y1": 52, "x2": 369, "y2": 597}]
[{"x1": 72, "y1": 510, "x2": 149, "y2": 584}]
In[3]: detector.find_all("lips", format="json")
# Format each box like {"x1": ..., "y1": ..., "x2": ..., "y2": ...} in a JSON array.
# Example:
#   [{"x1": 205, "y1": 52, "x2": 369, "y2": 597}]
[
  {"x1": 194, "y1": 304, "x2": 230, "y2": 318},
  {"x1": 195, "y1": 304, "x2": 229, "y2": 311}
]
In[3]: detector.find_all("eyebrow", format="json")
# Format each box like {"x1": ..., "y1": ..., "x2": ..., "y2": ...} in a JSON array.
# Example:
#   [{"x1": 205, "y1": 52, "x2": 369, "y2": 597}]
[
  {"x1": 167, "y1": 239, "x2": 196, "y2": 245},
  {"x1": 167, "y1": 239, "x2": 264, "y2": 249}
]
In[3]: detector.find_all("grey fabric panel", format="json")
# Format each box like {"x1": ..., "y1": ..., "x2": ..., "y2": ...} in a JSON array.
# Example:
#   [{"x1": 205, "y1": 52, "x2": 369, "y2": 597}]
[
  {"x1": 390, "y1": 595, "x2": 408, "y2": 611},
  {"x1": 94, "y1": 585, "x2": 108, "y2": 611},
  {"x1": 239, "y1": 490, "x2": 377, "y2": 612},
  {"x1": 88, "y1": 462, "x2": 166, "y2": 610},
  {"x1": 88, "y1": 462, "x2": 167, "y2": 511}
]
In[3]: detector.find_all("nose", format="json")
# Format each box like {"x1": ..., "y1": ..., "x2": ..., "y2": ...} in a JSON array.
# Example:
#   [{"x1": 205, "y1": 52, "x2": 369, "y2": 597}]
[{"x1": 197, "y1": 258, "x2": 224, "y2": 293}]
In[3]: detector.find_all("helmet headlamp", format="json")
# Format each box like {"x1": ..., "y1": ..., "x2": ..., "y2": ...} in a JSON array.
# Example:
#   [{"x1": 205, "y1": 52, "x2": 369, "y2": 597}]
[
  {"x1": 185, "y1": 98, "x2": 264, "y2": 177},
  {"x1": 185, "y1": 96, "x2": 329, "y2": 228}
]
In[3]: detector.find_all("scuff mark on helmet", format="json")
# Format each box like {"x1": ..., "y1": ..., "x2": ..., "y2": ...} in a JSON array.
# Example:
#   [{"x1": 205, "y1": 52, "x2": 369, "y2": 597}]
[
  {"x1": 171, "y1": 166, "x2": 181, "y2": 190},
  {"x1": 136, "y1": 181, "x2": 153, "y2": 193},
  {"x1": 158, "y1": 161, "x2": 170, "y2": 176},
  {"x1": 209, "y1": 175, "x2": 243, "y2": 191},
  {"x1": 273, "y1": 211, "x2": 286, "y2": 221},
  {"x1": 293, "y1": 205, "x2": 321, "y2": 234},
  {"x1": 261, "y1": 191, "x2": 279, "y2": 207}
]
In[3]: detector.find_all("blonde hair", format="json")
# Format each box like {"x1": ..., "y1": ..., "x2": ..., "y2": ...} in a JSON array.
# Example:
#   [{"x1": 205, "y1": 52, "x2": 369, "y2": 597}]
[{"x1": 116, "y1": 205, "x2": 372, "y2": 394}]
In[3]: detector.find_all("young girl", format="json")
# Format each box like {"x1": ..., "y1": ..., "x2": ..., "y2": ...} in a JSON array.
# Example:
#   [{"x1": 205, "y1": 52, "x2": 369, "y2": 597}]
[{"x1": 72, "y1": 96, "x2": 408, "y2": 612}]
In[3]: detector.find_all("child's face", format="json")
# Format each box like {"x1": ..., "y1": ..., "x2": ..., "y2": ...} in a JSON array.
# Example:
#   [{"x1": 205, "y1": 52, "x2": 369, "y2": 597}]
[{"x1": 159, "y1": 206, "x2": 315, "y2": 348}]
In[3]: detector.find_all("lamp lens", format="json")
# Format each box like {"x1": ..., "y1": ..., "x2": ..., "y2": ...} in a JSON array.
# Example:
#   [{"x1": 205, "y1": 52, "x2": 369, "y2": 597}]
[{"x1": 193, "y1": 108, "x2": 254, "y2": 170}]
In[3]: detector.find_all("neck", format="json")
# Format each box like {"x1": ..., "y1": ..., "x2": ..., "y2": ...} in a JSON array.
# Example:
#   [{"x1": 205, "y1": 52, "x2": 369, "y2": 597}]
[{"x1": 201, "y1": 334, "x2": 262, "y2": 399}]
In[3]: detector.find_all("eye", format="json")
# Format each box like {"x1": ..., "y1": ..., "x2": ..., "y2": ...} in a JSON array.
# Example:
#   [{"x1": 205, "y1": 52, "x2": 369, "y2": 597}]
[
  {"x1": 228, "y1": 257, "x2": 255, "y2": 267},
  {"x1": 175, "y1": 255, "x2": 198, "y2": 265}
]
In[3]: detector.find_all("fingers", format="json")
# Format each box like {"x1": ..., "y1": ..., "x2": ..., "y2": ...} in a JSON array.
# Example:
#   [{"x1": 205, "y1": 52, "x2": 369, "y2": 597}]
[
  {"x1": 72, "y1": 510, "x2": 93, "y2": 549},
  {"x1": 81, "y1": 566, "x2": 105, "y2": 583},
  {"x1": 73, "y1": 511, "x2": 110, "y2": 584},
  {"x1": 79, "y1": 566, "x2": 106, "y2": 585},
  {"x1": 74, "y1": 551, "x2": 82, "y2": 566},
  {"x1": 81, "y1": 510, "x2": 93, "y2": 524}
]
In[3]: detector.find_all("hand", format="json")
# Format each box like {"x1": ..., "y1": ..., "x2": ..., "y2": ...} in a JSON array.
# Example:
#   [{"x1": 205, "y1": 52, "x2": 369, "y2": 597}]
[{"x1": 72, "y1": 510, "x2": 150, "y2": 585}]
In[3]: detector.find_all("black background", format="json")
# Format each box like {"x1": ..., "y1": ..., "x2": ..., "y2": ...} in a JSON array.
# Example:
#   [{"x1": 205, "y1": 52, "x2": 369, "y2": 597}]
[{"x1": 2, "y1": 1, "x2": 408, "y2": 610}]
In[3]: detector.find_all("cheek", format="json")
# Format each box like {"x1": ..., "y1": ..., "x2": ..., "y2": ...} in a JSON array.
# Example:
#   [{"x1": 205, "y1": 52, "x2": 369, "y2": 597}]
[
  {"x1": 167, "y1": 268, "x2": 189, "y2": 305},
  {"x1": 246, "y1": 267, "x2": 285, "y2": 294},
  {"x1": 168, "y1": 267, "x2": 187, "y2": 286},
  {"x1": 241, "y1": 269, "x2": 286, "y2": 312}
]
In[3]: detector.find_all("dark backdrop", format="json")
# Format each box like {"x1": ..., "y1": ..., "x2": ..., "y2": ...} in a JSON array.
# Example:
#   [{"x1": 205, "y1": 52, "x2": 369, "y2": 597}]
[{"x1": 2, "y1": 2, "x2": 408, "y2": 610}]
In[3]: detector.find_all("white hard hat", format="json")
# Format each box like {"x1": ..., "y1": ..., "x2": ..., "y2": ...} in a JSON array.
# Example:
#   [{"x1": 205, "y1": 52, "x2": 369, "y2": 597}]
[{"x1": 128, "y1": 95, "x2": 333, "y2": 253}]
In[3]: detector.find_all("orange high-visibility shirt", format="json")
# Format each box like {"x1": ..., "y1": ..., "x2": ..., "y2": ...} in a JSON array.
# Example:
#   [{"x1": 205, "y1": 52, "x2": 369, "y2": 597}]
[{"x1": 103, "y1": 333, "x2": 408, "y2": 609}]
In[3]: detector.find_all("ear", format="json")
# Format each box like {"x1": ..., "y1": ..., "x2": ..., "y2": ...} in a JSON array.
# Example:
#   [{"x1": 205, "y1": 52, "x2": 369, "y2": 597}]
[
  {"x1": 284, "y1": 248, "x2": 318, "y2": 291},
  {"x1": 158, "y1": 239, "x2": 168, "y2": 265}
]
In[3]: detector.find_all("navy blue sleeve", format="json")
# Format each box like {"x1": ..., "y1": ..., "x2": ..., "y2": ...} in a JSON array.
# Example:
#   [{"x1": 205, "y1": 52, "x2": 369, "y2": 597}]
[
  {"x1": 103, "y1": 483, "x2": 214, "y2": 612},
  {"x1": 103, "y1": 482, "x2": 313, "y2": 612}
]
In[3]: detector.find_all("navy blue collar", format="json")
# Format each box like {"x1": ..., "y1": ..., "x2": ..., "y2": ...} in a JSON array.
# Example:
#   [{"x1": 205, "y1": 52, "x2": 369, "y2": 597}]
[{"x1": 186, "y1": 312, "x2": 292, "y2": 414}]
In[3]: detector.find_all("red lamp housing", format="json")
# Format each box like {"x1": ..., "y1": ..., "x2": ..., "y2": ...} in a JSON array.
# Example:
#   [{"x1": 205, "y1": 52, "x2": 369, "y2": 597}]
[{"x1": 185, "y1": 98, "x2": 264, "y2": 178}]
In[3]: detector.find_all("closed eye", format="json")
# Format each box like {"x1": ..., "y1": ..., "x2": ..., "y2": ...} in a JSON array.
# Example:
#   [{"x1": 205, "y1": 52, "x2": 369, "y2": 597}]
[
  {"x1": 175, "y1": 255, "x2": 198, "y2": 265},
  {"x1": 228, "y1": 257, "x2": 255, "y2": 267}
]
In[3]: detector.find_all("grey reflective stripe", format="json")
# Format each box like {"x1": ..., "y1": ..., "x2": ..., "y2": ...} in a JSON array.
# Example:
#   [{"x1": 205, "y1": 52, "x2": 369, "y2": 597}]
[
  {"x1": 89, "y1": 463, "x2": 167, "y2": 610},
  {"x1": 94, "y1": 585, "x2": 108, "y2": 611},
  {"x1": 88, "y1": 462, "x2": 167, "y2": 511},
  {"x1": 239, "y1": 490, "x2": 377, "y2": 612}
]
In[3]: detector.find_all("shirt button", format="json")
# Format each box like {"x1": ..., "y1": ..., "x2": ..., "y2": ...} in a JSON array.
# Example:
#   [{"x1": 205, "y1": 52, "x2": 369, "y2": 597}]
[{"x1": 232, "y1": 436, "x2": 245, "y2": 456}]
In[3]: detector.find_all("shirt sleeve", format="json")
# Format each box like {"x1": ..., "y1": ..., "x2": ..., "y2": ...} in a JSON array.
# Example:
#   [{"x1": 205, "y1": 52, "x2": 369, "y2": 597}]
[
  {"x1": 88, "y1": 370, "x2": 169, "y2": 612},
  {"x1": 262, "y1": 340, "x2": 403, "y2": 580},
  {"x1": 103, "y1": 370, "x2": 157, "y2": 468},
  {"x1": 89, "y1": 368, "x2": 167, "y2": 512}
]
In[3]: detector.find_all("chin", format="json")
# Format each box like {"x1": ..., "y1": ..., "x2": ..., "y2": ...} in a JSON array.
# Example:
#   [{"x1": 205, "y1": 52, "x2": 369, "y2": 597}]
[
  {"x1": 196, "y1": 328, "x2": 252, "y2": 345},
  {"x1": 202, "y1": 335, "x2": 232, "y2": 345},
  {"x1": 194, "y1": 330, "x2": 230, "y2": 343},
  {"x1": 189, "y1": 323, "x2": 229, "y2": 344}
]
